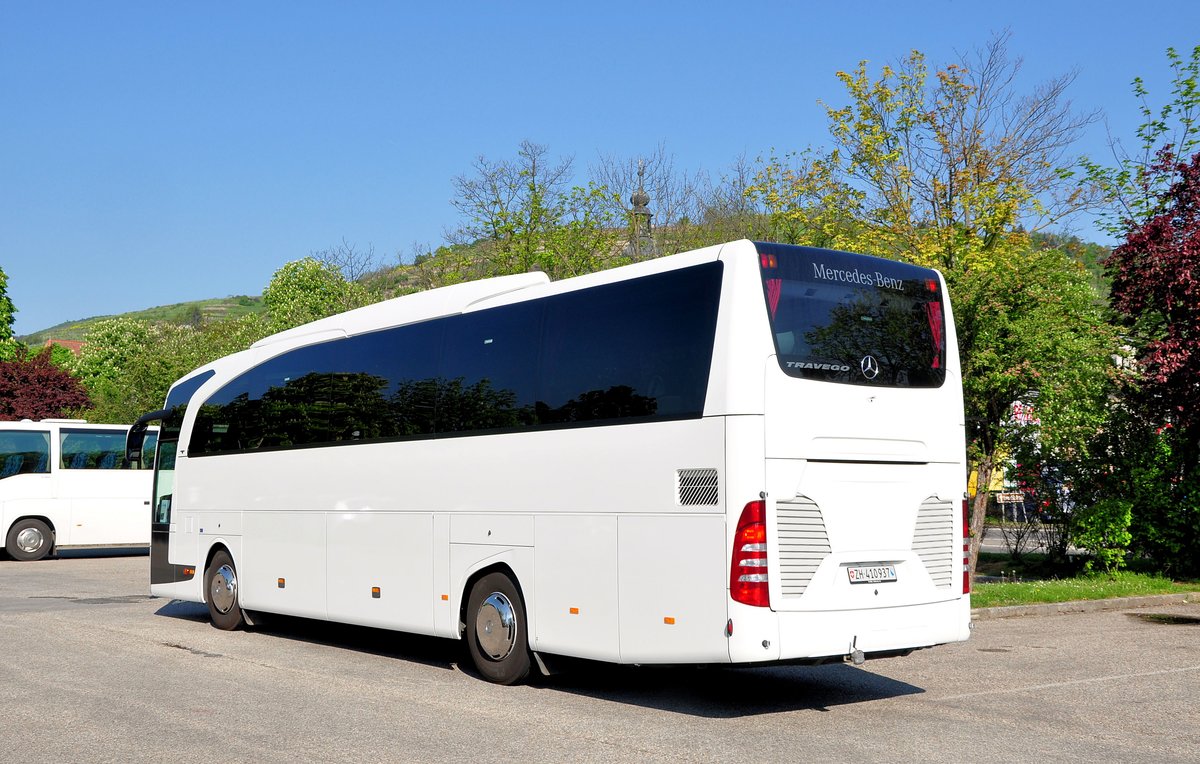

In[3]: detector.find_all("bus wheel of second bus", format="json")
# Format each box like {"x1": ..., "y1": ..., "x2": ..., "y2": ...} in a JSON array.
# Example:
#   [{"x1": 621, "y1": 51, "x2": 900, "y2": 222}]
[
  {"x1": 5, "y1": 518, "x2": 54, "y2": 562},
  {"x1": 205, "y1": 550, "x2": 246, "y2": 631},
  {"x1": 465, "y1": 571, "x2": 531, "y2": 685}
]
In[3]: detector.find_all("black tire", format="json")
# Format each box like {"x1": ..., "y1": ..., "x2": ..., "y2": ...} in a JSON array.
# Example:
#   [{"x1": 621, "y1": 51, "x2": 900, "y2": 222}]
[
  {"x1": 204, "y1": 550, "x2": 245, "y2": 631},
  {"x1": 5, "y1": 518, "x2": 54, "y2": 562},
  {"x1": 465, "y1": 571, "x2": 531, "y2": 685}
]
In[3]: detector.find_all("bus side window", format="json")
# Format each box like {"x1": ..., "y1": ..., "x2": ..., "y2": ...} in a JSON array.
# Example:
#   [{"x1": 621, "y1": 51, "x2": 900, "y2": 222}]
[{"x1": 0, "y1": 430, "x2": 51, "y2": 478}]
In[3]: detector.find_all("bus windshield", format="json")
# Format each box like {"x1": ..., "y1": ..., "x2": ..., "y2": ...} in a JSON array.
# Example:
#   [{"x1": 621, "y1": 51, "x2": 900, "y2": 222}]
[{"x1": 757, "y1": 242, "x2": 947, "y2": 388}]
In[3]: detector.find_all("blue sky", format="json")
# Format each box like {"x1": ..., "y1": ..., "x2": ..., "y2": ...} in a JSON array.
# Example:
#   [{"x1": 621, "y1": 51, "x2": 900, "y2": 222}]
[{"x1": 3, "y1": 1, "x2": 1197, "y2": 336}]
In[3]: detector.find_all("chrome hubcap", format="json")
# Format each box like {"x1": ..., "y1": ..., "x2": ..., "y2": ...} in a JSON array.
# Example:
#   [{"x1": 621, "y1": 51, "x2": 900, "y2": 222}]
[
  {"x1": 16, "y1": 527, "x2": 44, "y2": 554},
  {"x1": 476, "y1": 592, "x2": 517, "y2": 661},
  {"x1": 210, "y1": 564, "x2": 238, "y2": 614}
]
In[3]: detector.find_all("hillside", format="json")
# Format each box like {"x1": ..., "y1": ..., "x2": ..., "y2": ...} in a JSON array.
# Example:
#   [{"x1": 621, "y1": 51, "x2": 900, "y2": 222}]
[
  {"x1": 16, "y1": 235, "x2": 1111, "y2": 346},
  {"x1": 18, "y1": 295, "x2": 266, "y2": 345}
]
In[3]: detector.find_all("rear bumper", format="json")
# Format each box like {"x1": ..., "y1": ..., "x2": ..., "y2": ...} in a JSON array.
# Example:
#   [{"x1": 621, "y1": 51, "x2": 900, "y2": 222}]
[{"x1": 729, "y1": 595, "x2": 971, "y2": 663}]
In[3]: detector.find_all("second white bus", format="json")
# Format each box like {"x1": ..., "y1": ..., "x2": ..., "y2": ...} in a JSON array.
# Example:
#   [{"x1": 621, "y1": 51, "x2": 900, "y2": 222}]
[
  {"x1": 2, "y1": 419, "x2": 157, "y2": 561},
  {"x1": 130, "y1": 239, "x2": 970, "y2": 683}
]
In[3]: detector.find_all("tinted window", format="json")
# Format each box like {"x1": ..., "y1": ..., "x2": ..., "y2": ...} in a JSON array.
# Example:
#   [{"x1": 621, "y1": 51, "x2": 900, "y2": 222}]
[
  {"x1": 0, "y1": 430, "x2": 51, "y2": 478},
  {"x1": 758, "y1": 243, "x2": 946, "y2": 388},
  {"x1": 439, "y1": 302, "x2": 541, "y2": 433},
  {"x1": 61, "y1": 429, "x2": 130, "y2": 469},
  {"x1": 161, "y1": 369, "x2": 216, "y2": 440},
  {"x1": 540, "y1": 263, "x2": 721, "y2": 423},
  {"x1": 193, "y1": 343, "x2": 340, "y2": 453},
  {"x1": 190, "y1": 262, "x2": 723, "y2": 456},
  {"x1": 337, "y1": 320, "x2": 442, "y2": 439}
]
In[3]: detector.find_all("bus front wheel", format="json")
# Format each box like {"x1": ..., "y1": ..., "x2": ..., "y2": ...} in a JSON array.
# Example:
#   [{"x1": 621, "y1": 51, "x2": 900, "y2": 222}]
[
  {"x1": 465, "y1": 572, "x2": 531, "y2": 685},
  {"x1": 5, "y1": 518, "x2": 53, "y2": 561},
  {"x1": 205, "y1": 550, "x2": 246, "y2": 631}
]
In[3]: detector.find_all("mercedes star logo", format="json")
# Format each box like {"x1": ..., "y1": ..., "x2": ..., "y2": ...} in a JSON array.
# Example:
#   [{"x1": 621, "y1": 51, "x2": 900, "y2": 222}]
[{"x1": 860, "y1": 355, "x2": 880, "y2": 379}]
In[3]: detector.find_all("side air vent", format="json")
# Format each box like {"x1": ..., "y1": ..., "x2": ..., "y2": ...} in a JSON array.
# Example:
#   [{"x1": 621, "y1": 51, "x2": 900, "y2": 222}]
[
  {"x1": 676, "y1": 468, "x2": 719, "y2": 506},
  {"x1": 913, "y1": 497, "x2": 955, "y2": 588},
  {"x1": 776, "y1": 496, "x2": 831, "y2": 598}
]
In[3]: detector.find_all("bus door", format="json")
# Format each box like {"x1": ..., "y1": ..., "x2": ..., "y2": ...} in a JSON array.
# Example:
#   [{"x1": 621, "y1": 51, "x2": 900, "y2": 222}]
[{"x1": 59, "y1": 427, "x2": 150, "y2": 547}]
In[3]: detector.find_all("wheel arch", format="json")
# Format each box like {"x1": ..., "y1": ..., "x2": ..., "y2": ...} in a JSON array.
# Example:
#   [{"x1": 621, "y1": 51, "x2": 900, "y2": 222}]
[
  {"x1": 6, "y1": 515, "x2": 57, "y2": 551},
  {"x1": 201, "y1": 540, "x2": 235, "y2": 604},
  {"x1": 8, "y1": 514, "x2": 56, "y2": 535},
  {"x1": 458, "y1": 560, "x2": 527, "y2": 639}
]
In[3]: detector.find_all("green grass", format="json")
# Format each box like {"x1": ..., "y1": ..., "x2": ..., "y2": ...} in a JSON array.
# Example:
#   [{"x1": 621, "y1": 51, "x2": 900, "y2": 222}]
[{"x1": 972, "y1": 571, "x2": 1200, "y2": 608}]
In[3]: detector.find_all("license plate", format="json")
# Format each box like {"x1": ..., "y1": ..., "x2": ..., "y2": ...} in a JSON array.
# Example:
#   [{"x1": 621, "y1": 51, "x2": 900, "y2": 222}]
[{"x1": 847, "y1": 564, "x2": 897, "y2": 584}]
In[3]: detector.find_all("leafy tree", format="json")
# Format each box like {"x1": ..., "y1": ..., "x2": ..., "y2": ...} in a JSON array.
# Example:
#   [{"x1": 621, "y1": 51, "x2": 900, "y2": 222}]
[
  {"x1": 752, "y1": 34, "x2": 1098, "y2": 273},
  {"x1": 955, "y1": 246, "x2": 1116, "y2": 564},
  {"x1": 0, "y1": 266, "x2": 17, "y2": 361},
  {"x1": 1107, "y1": 150, "x2": 1200, "y2": 443},
  {"x1": 1093, "y1": 150, "x2": 1200, "y2": 575},
  {"x1": 1083, "y1": 45, "x2": 1200, "y2": 235},
  {"x1": 447, "y1": 141, "x2": 621, "y2": 281},
  {"x1": 0, "y1": 349, "x2": 91, "y2": 420},
  {"x1": 73, "y1": 318, "x2": 196, "y2": 423},
  {"x1": 32, "y1": 342, "x2": 78, "y2": 368},
  {"x1": 742, "y1": 36, "x2": 1113, "y2": 568},
  {"x1": 73, "y1": 314, "x2": 270, "y2": 424},
  {"x1": 1072, "y1": 498, "x2": 1134, "y2": 574},
  {"x1": 262, "y1": 257, "x2": 369, "y2": 333},
  {"x1": 1069, "y1": 402, "x2": 1198, "y2": 576},
  {"x1": 1078, "y1": 48, "x2": 1200, "y2": 576}
]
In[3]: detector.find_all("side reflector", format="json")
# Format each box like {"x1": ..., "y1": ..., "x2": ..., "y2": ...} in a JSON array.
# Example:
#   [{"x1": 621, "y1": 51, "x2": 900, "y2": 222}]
[
  {"x1": 962, "y1": 499, "x2": 971, "y2": 595},
  {"x1": 441, "y1": 594, "x2": 449, "y2": 601},
  {"x1": 371, "y1": 587, "x2": 381, "y2": 599},
  {"x1": 569, "y1": 607, "x2": 579, "y2": 615},
  {"x1": 277, "y1": 578, "x2": 286, "y2": 589},
  {"x1": 663, "y1": 617, "x2": 675, "y2": 625},
  {"x1": 731, "y1": 500, "x2": 770, "y2": 608}
]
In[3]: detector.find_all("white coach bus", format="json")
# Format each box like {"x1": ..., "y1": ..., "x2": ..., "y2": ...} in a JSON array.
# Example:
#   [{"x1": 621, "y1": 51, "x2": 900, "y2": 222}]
[
  {"x1": 128, "y1": 239, "x2": 970, "y2": 683},
  {"x1": 2, "y1": 419, "x2": 157, "y2": 561}
]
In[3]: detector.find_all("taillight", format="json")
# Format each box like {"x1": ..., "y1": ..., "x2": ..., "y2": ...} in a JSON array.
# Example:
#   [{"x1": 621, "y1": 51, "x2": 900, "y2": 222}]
[
  {"x1": 731, "y1": 500, "x2": 770, "y2": 607},
  {"x1": 962, "y1": 498, "x2": 971, "y2": 595}
]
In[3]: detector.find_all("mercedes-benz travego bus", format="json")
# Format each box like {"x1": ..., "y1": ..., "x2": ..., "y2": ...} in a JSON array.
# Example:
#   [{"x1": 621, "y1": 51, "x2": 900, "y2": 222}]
[
  {"x1": 128, "y1": 239, "x2": 970, "y2": 684},
  {"x1": 2, "y1": 419, "x2": 157, "y2": 561}
]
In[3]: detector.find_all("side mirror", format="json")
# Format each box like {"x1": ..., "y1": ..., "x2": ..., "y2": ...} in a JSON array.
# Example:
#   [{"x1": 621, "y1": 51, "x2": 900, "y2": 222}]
[{"x1": 127, "y1": 409, "x2": 169, "y2": 466}]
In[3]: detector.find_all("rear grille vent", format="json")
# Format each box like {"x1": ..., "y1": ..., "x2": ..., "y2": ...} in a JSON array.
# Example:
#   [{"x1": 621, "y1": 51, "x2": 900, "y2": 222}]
[
  {"x1": 913, "y1": 497, "x2": 955, "y2": 588},
  {"x1": 676, "y1": 468, "x2": 719, "y2": 506},
  {"x1": 776, "y1": 496, "x2": 831, "y2": 598}
]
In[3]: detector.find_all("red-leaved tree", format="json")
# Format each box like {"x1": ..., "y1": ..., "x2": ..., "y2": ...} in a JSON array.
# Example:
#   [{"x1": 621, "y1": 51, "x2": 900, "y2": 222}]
[
  {"x1": 0, "y1": 349, "x2": 91, "y2": 420},
  {"x1": 1107, "y1": 149, "x2": 1200, "y2": 443},
  {"x1": 1102, "y1": 149, "x2": 1200, "y2": 574}
]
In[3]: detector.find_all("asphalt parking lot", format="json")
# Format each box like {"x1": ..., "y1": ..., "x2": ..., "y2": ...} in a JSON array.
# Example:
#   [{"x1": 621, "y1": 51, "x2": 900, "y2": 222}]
[{"x1": 1, "y1": 551, "x2": 1197, "y2": 763}]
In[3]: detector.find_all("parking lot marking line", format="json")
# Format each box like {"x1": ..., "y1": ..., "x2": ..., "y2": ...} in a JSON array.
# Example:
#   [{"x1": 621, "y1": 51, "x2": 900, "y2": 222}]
[{"x1": 931, "y1": 664, "x2": 1200, "y2": 702}]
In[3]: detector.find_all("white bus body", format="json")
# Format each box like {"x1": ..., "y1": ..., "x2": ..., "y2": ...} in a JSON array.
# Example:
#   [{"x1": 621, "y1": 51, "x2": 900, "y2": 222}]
[
  {"x1": 140, "y1": 239, "x2": 970, "y2": 683},
  {"x1": 1, "y1": 420, "x2": 157, "y2": 560}
]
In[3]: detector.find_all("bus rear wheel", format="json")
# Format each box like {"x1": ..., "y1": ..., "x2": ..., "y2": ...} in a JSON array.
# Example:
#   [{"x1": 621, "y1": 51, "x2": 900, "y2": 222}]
[
  {"x1": 6, "y1": 518, "x2": 53, "y2": 561},
  {"x1": 465, "y1": 572, "x2": 531, "y2": 685},
  {"x1": 205, "y1": 550, "x2": 246, "y2": 631}
]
